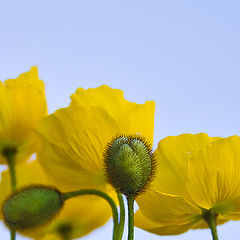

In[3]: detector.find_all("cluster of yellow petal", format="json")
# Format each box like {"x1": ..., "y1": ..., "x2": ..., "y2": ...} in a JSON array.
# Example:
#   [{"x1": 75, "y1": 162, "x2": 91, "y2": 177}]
[
  {"x1": 2, "y1": 67, "x2": 240, "y2": 239},
  {"x1": 135, "y1": 134, "x2": 240, "y2": 235}
]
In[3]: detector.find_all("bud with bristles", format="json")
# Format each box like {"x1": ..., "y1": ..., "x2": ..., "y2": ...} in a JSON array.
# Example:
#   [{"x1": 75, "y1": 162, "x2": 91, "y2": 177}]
[
  {"x1": 2, "y1": 185, "x2": 64, "y2": 230},
  {"x1": 104, "y1": 135, "x2": 156, "y2": 197}
]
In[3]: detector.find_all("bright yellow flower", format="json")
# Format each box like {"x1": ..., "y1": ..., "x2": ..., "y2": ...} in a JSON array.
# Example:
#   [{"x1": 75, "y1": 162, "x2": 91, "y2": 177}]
[
  {"x1": 0, "y1": 160, "x2": 114, "y2": 239},
  {"x1": 33, "y1": 86, "x2": 154, "y2": 238},
  {"x1": 0, "y1": 67, "x2": 47, "y2": 164},
  {"x1": 135, "y1": 134, "x2": 240, "y2": 235},
  {"x1": 36, "y1": 85, "x2": 155, "y2": 191}
]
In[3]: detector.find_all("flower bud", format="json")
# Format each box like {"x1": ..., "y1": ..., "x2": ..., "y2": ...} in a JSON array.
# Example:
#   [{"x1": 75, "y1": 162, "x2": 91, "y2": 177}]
[
  {"x1": 104, "y1": 135, "x2": 156, "y2": 197},
  {"x1": 3, "y1": 185, "x2": 64, "y2": 230}
]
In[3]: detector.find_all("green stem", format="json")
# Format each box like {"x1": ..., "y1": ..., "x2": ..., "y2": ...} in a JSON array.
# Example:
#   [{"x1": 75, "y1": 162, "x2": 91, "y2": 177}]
[
  {"x1": 10, "y1": 230, "x2": 16, "y2": 240},
  {"x1": 127, "y1": 195, "x2": 135, "y2": 240},
  {"x1": 63, "y1": 189, "x2": 119, "y2": 240},
  {"x1": 3, "y1": 147, "x2": 17, "y2": 240},
  {"x1": 117, "y1": 193, "x2": 125, "y2": 240},
  {"x1": 203, "y1": 210, "x2": 219, "y2": 240},
  {"x1": 3, "y1": 147, "x2": 17, "y2": 192}
]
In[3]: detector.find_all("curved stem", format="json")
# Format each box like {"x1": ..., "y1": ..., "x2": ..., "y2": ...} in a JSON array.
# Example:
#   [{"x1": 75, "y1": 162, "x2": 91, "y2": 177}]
[
  {"x1": 203, "y1": 210, "x2": 218, "y2": 240},
  {"x1": 3, "y1": 147, "x2": 17, "y2": 240},
  {"x1": 127, "y1": 195, "x2": 135, "y2": 240},
  {"x1": 63, "y1": 189, "x2": 119, "y2": 240},
  {"x1": 117, "y1": 193, "x2": 125, "y2": 240}
]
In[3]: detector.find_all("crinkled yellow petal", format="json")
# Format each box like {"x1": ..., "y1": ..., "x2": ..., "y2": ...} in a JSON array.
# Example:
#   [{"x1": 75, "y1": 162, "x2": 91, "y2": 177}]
[
  {"x1": 37, "y1": 106, "x2": 120, "y2": 190},
  {"x1": 186, "y1": 135, "x2": 240, "y2": 215},
  {"x1": 135, "y1": 210, "x2": 194, "y2": 235},
  {"x1": 0, "y1": 67, "x2": 47, "y2": 164},
  {"x1": 70, "y1": 85, "x2": 155, "y2": 142},
  {"x1": 136, "y1": 189, "x2": 200, "y2": 225},
  {"x1": 152, "y1": 133, "x2": 220, "y2": 195},
  {"x1": 0, "y1": 161, "x2": 116, "y2": 239}
]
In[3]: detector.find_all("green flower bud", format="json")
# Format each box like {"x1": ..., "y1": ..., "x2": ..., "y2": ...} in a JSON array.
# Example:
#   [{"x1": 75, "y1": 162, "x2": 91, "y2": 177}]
[
  {"x1": 104, "y1": 135, "x2": 156, "y2": 197},
  {"x1": 3, "y1": 185, "x2": 64, "y2": 230}
]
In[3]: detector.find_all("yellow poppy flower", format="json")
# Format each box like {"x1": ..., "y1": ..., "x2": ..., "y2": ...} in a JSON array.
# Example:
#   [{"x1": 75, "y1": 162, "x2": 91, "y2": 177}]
[
  {"x1": 0, "y1": 67, "x2": 47, "y2": 164},
  {"x1": 0, "y1": 160, "x2": 114, "y2": 239},
  {"x1": 135, "y1": 134, "x2": 240, "y2": 235},
  {"x1": 36, "y1": 85, "x2": 155, "y2": 191}
]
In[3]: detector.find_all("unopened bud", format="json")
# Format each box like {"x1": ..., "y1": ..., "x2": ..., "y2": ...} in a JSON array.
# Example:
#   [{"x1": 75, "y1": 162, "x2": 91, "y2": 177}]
[
  {"x1": 3, "y1": 185, "x2": 64, "y2": 230},
  {"x1": 104, "y1": 135, "x2": 156, "y2": 197}
]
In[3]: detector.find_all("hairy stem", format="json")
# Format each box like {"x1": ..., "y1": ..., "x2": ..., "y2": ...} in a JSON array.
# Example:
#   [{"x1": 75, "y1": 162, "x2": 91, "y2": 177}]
[
  {"x1": 3, "y1": 147, "x2": 17, "y2": 192},
  {"x1": 127, "y1": 195, "x2": 135, "y2": 240},
  {"x1": 117, "y1": 193, "x2": 125, "y2": 239},
  {"x1": 3, "y1": 147, "x2": 17, "y2": 240}
]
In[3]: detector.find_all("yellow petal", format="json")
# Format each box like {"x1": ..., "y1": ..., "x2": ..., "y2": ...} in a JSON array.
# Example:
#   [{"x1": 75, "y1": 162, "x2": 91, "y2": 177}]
[
  {"x1": 0, "y1": 67, "x2": 47, "y2": 164},
  {"x1": 135, "y1": 210, "x2": 228, "y2": 236},
  {"x1": 186, "y1": 135, "x2": 240, "y2": 214},
  {"x1": 37, "y1": 106, "x2": 120, "y2": 190},
  {"x1": 70, "y1": 85, "x2": 155, "y2": 142},
  {"x1": 136, "y1": 189, "x2": 200, "y2": 225},
  {"x1": 152, "y1": 133, "x2": 220, "y2": 195},
  {"x1": 0, "y1": 161, "x2": 116, "y2": 239},
  {"x1": 135, "y1": 210, "x2": 194, "y2": 235}
]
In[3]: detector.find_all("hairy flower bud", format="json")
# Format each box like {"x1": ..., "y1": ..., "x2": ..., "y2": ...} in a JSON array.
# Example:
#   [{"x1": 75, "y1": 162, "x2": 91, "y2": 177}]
[
  {"x1": 104, "y1": 135, "x2": 156, "y2": 197},
  {"x1": 3, "y1": 185, "x2": 64, "y2": 230}
]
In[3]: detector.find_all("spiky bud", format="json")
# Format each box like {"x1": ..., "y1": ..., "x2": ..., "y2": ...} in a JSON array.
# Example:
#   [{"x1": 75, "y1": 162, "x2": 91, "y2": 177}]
[
  {"x1": 104, "y1": 135, "x2": 156, "y2": 197},
  {"x1": 3, "y1": 185, "x2": 64, "y2": 230}
]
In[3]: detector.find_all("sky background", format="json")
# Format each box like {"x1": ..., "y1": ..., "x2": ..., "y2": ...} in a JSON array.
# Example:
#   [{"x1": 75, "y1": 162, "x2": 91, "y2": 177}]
[{"x1": 0, "y1": 0, "x2": 240, "y2": 239}]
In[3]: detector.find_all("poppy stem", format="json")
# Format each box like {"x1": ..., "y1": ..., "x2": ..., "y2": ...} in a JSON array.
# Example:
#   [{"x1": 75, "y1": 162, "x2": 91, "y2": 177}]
[
  {"x1": 63, "y1": 189, "x2": 119, "y2": 240},
  {"x1": 117, "y1": 193, "x2": 125, "y2": 240},
  {"x1": 3, "y1": 147, "x2": 17, "y2": 240},
  {"x1": 203, "y1": 210, "x2": 219, "y2": 240},
  {"x1": 3, "y1": 147, "x2": 17, "y2": 192},
  {"x1": 127, "y1": 195, "x2": 135, "y2": 240},
  {"x1": 10, "y1": 230, "x2": 16, "y2": 240}
]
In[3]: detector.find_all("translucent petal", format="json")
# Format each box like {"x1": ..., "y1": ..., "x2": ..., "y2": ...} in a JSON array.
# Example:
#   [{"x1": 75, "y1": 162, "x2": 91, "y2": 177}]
[
  {"x1": 152, "y1": 133, "x2": 220, "y2": 195},
  {"x1": 37, "y1": 106, "x2": 119, "y2": 190},
  {"x1": 136, "y1": 189, "x2": 200, "y2": 224},
  {"x1": 135, "y1": 210, "x2": 194, "y2": 235},
  {"x1": 186, "y1": 136, "x2": 240, "y2": 213}
]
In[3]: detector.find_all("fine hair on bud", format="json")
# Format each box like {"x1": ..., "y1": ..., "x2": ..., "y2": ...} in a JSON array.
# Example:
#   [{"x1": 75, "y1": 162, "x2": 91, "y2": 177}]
[
  {"x1": 2, "y1": 185, "x2": 64, "y2": 230},
  {"x1": 104, "y1": 135, "x2": 156, "y2": 197}
]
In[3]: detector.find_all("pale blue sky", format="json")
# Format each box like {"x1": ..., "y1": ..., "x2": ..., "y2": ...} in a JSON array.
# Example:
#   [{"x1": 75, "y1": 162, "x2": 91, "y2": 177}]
[{"x1": 0, "y1": 0, "x2": 240, "y2": 239}]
